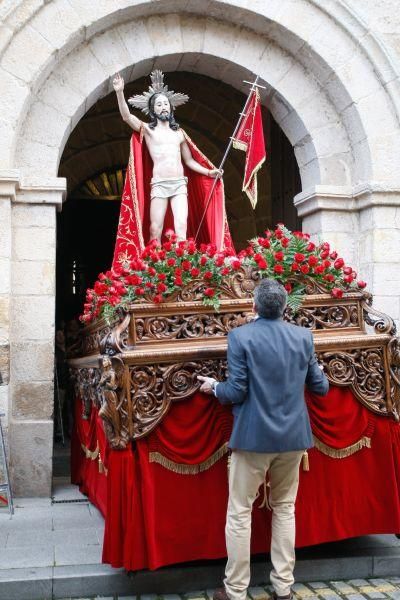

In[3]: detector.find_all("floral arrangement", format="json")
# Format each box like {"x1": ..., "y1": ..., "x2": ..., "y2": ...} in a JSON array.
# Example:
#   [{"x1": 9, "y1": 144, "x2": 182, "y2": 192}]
[{"x1": 80, "y1": 224, "x2": 367, "y2": 325}]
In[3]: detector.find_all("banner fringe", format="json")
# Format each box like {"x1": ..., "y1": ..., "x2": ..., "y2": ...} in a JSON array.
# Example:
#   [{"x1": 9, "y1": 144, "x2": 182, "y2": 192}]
[
  {"x1": 149, "y1": 443, "x2": 229, "y2": 474},
  {"x1": 313, "y1": 435, "x2": 371, "y2": 458}
]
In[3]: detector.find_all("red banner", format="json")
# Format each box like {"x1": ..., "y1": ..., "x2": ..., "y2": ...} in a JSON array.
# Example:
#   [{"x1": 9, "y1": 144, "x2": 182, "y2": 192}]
[{"x1": 232, "y1": 88, "x2": 266, "y2": 209}]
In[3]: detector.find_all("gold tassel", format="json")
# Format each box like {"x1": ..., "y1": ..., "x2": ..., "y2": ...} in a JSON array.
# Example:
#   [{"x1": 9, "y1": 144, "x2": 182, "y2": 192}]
[
  {"x1": 149, "y1": 443, "x2": 229, "y2": 475},
  {"x1": 302, "y1": 450, "x2": 310, "y2": 471},
  {"x1": 313, "y1": 435, "x2": 371, "y2": 459},
  {"x1": 81, "y1": 443, "x2": 99, "y2": 461}
]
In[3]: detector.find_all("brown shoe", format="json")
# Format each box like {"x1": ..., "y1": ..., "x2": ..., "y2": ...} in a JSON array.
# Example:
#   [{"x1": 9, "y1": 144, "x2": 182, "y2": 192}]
[{"x1": 213, "y1": 588, "x2": 230, "y2": 600}]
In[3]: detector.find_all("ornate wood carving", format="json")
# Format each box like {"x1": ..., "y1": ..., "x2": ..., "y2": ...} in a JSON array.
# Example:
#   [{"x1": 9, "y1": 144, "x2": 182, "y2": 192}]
[
  {"x1": 68, "y1": 271, "x2": 400, "y2": 447},
  {"x1": 135, "y1": 312, "x2": 253, "y2": 342},
  {"x1": 98, "y1": 356, "x2": 132, "y2": 449},
  {"x1": 318, "y1": 347, "x2": 387, "y2": 415},
  {"x1": 129, "y1": 360, "x2": 227, "y2": 438}
]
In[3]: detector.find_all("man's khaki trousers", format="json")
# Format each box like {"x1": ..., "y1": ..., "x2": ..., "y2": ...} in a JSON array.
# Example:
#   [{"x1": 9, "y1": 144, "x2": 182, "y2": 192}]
[{"x1": 224, "y1": 449, "x2": 304, "y2": 600}]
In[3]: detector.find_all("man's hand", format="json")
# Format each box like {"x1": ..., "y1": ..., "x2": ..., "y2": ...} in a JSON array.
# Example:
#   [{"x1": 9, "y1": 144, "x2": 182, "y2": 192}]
[
  {"x1": 113, "y1": 73, "x2": 124, "y2": 93},
  {"x1": 208, "y1": 168, "x2": 223, "y2": 179},
  {"x1": 197, "y1": 375, "x2": 217, "y2": 395}
]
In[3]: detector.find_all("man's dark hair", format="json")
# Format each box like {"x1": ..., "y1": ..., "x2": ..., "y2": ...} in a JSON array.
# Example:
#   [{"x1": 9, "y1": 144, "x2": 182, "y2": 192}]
[
  {"x1": 253, "y1": 278, "x2": 287, "y2": 319},
  {"x1": 148, "y1": 93, "x2": 179, "y2": 131}
]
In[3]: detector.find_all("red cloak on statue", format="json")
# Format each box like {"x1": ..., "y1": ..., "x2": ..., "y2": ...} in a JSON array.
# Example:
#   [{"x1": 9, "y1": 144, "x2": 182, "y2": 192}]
[{"x1": 112, "y1": 129, "x2": 234, "y2": 268}]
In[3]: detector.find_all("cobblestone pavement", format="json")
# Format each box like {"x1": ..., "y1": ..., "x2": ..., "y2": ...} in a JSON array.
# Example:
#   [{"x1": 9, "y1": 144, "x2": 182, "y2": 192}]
[{"x1": 56, "y1": 578, "x2": 400, "y2": 600}]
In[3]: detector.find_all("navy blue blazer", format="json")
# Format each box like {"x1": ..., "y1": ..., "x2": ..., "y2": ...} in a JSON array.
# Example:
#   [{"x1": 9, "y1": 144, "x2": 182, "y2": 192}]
[{"x1": 216, "y1": 317, "x2": 329, "y2": 453}]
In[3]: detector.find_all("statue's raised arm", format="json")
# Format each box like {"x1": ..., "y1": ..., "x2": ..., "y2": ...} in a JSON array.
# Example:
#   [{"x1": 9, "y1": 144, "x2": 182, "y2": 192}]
[{"x1": 113, "y1": 73, "x2": 144, "y2": 133}]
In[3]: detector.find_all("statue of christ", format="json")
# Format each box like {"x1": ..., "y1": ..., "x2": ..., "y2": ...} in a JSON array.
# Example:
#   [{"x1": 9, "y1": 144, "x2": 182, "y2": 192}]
[{"x1": 113, "y1": 71, "x2": 221, "y2": 244}]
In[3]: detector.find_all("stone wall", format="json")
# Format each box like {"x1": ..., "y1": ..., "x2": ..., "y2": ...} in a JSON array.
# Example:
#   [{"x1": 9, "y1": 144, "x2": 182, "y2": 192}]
[{"x1": 0, "y1": 0, "x2": 400, "y2": 494}]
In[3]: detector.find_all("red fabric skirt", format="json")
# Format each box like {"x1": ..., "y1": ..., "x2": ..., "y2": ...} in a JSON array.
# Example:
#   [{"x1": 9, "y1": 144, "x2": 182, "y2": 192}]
[{"x1": 71, "y1": 387, "x2": 400, "y2": 571}]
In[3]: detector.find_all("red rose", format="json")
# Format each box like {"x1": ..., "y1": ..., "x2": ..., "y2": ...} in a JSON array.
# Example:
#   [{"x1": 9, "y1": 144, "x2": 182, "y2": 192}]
[
  {"x1": 291, "y1": 263, "x2": 300, "y2": 272},
  {"x1": 308, "y1": 255, "x2": 318, "y2": 266},
  {"x1": 200, "y1": 256, "x2": 208, "y2": 266},
  {"x1": 158, "y1": 250, "x2": 166, "y2": 260},
  {"x1": 274, "y1": 228, "x2": 283, "y2": 239},
  {"x1": 204, "y1": 288, "x2": 215, "y2": 297},
  {"x1": 153, "y1": 294, "x2": 163, "y2": 303},
  {"x1": 322, "y1": 242, "x2": 330, "y2": 251},
  {"x1": 274, "y1": 251, "x2": 284, "y2": 262},
  {"x1": 182, "y1": 260, "x2": 191, "y2": 271},
  {"x1": 157, "y1": 273, "x2": 166, "y2": 281},
  {"x1": 215, "y1": 256, "x2": 225, "y2": 267},
  {"x1": 94, "y1": 281, "x2": 108, "y2": 294},
  {"x1": 147, "y1": 267, "x2": 156, "y2": 276},
  {"x1": 135, "y1": 287, "x2": 145, "y2": 296},
  {"x1": 323, "y1": 260, "x2": 331, "y2": 269},
  {"x1": 145, "y1": 282, "x2": 154, "y2": 289},
  {"x1": 206, "y1": 244, "x2": 217, "y2": 257},
  {"x1": 150, "y1": 252, "x2": 159, "y2": 262},
  {"x1": 191, "y1": 267, "x2": 200, "y2": 277},
  {"x1": 343, "y1": 266, "x2": 352, "y2": 275},
  {"x1": 204, "y1": 271, "x2": 213, "y2": 280},
  {"x1": 274, "y1": 264, "x2": 284, "y2": 274},
  {"x1": 232, "y1": 259, "x2": 241, "y2": 270},
  {"x1": 259, "y1": 238, "x2": 271, "y2": 249},
  {"x1": 330, "y1": 251, "x2": 338, "y2": 260},
  {"x1": 257, "y1": 259, "x2": 267, "y2": 269},
  {"x1": 157, "y1": 282, "x2": 167, "y2": 293},
  {"x1": 175, "y1": 247, "x2": 184, "y2": 257},
  {"x1": 163, "y1": 241, "x2": 172, "y2": 252},
  {"x1": 331, "y1": 287, "x2": 343, "y2": 298},
  {"x1": 284, "y1": 283, "x2": 292, "y2": 293},
  {"x1": 221, "y1": 267, "x2": 230, "y2": 275},
  {"x1": 344, "y1": 275, "x2": 353, "y2": 284},
  {"x1": 357, "y1": 280, "x2": 367, "y2": 288},
  {"x1": 323, "y1": 274, "x2": 335, "y2": 282},
  {"x1": 314, "y1": 265, "x2": 325, "y2": 274},
  {"x1": 334, "y1": 258, "x2": 344, "y2": 269},
  {"x1": 320, "y1": 250, "x2": 329, "y2": 259},
  {"x1": 281, "y1": 237, "x2": 289, "y2": 248},
  {"x1": 307, "y1": 242, "x2": 316, "y2": 252},
  {"x1": 167, "y1": 258, "x2": 176, "y2": 267},
  {"x1": 300, "y1": 264, "x2": 310, "y2": 274},
  {"x1": 174, "y1": 268, "x2": 182, "y2": 276},
  {"x1": 174, "y1": 277, "x2": 183, "y2": 286},
  {"x1": 294, "y1": 253, "x2": 305, "y2": 263}
]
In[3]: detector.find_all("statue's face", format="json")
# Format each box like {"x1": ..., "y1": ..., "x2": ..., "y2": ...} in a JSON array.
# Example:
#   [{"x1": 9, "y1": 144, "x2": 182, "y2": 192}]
[{"x1": 153, "y1": 94, "x2": 171, "y2": 121}]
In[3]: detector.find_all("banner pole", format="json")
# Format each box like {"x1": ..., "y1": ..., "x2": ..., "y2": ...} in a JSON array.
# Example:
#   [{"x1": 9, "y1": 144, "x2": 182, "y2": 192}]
[{"x1": 194, "y1": 75, "x2": 262, "y2": 243}]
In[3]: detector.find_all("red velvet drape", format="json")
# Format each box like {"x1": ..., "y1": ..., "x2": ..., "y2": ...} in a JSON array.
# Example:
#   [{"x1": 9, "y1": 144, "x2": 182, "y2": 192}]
[{"x1": 72, "y1": 387, "x2": 400, "y2": 571}]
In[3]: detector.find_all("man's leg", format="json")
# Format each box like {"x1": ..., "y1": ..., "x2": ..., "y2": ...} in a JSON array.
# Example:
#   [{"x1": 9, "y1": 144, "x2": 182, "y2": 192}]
[
  {"x1": 224, "y1": 450, "x2": 269, "y2": 600},
  {"x1": 149, "y1": 196, "x2": 169, "y2": 243},
  {"x1": 170, "y1": 193, "x2": 188, "y2": 241},
  {"x1": 268, "y1": 451, "x2": 304, "y2": 597}
]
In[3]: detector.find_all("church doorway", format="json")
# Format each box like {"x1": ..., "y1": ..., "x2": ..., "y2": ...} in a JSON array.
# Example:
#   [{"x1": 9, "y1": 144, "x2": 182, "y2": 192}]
[{"x1": 54, "y1": 72, "x2": 301, "y2": 475}]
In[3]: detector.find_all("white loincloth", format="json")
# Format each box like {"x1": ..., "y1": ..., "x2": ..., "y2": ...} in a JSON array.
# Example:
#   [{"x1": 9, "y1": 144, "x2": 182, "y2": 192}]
[{"x1": 150, "y1": 176, "x2": 188, "y2": 200}]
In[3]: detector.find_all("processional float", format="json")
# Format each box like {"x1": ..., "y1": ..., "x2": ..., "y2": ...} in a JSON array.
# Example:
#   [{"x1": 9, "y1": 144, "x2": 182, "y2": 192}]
[{"x1": 67, "y1": 73, "x2": 400, "y2": 571}]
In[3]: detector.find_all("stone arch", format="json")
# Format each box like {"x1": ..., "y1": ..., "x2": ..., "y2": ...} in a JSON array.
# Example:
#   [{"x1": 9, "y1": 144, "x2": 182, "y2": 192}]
[{"x1": 0, "y1": 0, "x2": 399, "y2": 191}]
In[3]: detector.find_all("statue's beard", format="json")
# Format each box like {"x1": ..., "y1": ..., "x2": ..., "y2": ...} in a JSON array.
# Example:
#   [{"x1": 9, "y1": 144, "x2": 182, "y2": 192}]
[{"x1": 156, "y1": 112, "x2": 170, "y2": 122}]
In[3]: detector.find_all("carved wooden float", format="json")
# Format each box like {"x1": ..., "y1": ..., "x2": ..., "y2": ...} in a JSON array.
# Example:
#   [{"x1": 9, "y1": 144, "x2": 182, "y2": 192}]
[{"x1": 67, "y1": 267, "x2": 400, "y2": 449}]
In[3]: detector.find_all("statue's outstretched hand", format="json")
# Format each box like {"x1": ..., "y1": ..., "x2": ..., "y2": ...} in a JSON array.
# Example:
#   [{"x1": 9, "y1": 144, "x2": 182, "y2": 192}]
[
  {"x1": 113, "y1": 73, "x2": 124, "y2": 93},
  {"x1": 208, "y1": 168, "x2": 223, "y2": 179}
]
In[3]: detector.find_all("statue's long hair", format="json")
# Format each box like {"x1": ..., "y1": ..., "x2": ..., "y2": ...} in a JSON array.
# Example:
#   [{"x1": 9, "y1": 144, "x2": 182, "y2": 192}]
[{"x1": 148, "y1": 93, "x2": 180, "y2": 131}]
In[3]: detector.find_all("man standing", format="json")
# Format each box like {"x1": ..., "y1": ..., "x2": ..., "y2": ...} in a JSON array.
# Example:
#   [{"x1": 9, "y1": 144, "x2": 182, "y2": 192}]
[{"x1": 198, "y1": 279, "x2": 329, "y2": 600}]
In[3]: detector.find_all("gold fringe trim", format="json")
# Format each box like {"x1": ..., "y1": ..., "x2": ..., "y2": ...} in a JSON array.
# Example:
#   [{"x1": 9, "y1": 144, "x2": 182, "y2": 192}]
[
  {"x1": 149, "y1": 443, "x2": 229, "y2": 475},
  {"x1": 81, "y1": 443, "x2": 99, "y2": 461},
  {"x1": 313, "y1": 435, "x2": 371, "y2": 458}
]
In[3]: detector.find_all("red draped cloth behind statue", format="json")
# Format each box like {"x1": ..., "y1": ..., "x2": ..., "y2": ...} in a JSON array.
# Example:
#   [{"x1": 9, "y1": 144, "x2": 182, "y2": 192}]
[{"x1": 71, "y1": 386, "x2": 400, "y2": 571}]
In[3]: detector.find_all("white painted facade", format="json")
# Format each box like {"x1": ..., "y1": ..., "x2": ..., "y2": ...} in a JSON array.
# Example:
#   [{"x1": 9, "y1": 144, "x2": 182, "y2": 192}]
[{"x1": 0, "y1": 0, "x2": 400, "y2": 495}]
